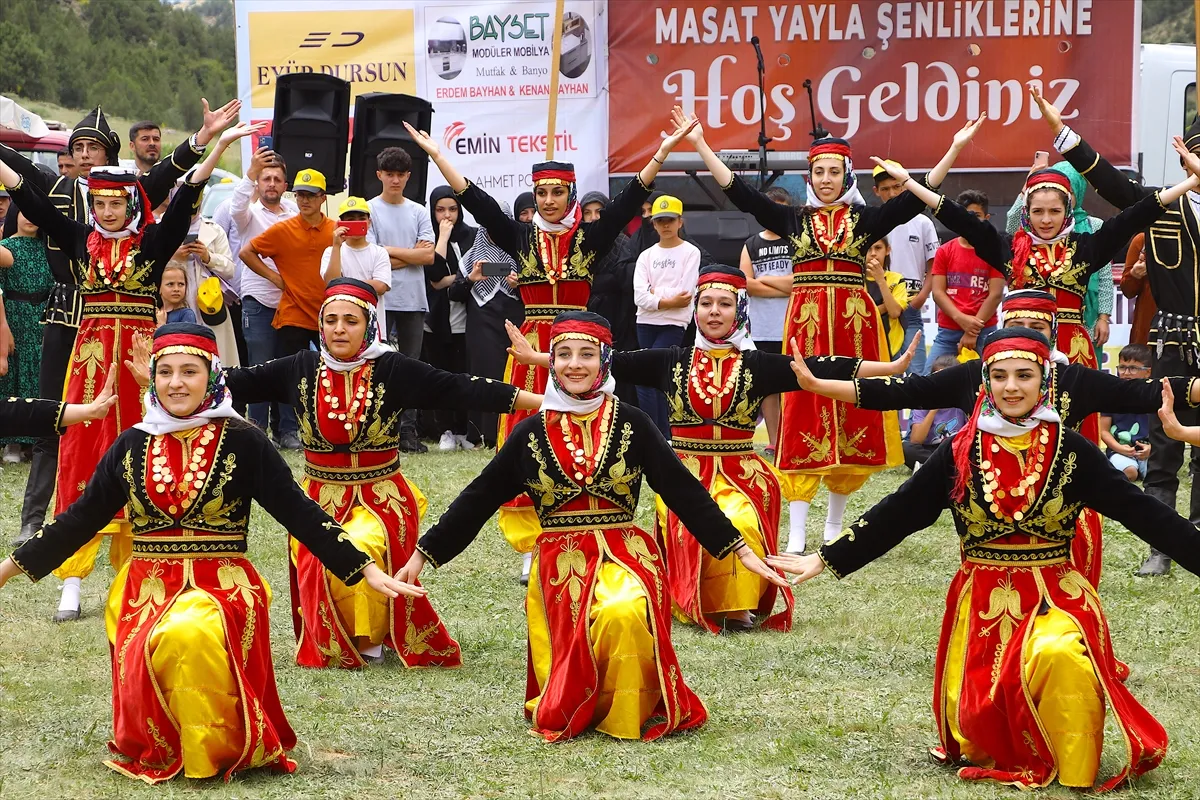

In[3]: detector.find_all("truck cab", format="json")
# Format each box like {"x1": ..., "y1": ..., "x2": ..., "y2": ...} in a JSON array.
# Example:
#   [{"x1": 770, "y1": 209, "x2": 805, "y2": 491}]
[{"x1": 1139, "y1": 43, "x2": 1196, "y2": 189}]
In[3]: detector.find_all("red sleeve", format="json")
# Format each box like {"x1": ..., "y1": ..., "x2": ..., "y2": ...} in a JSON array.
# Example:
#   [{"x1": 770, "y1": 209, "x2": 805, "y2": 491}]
[
  {"x1": 930, "y1": 241, "x2": 952, "y2": 276},
  {"x1": 250, "y1": 224, "x2": 281, "y2": 259}
]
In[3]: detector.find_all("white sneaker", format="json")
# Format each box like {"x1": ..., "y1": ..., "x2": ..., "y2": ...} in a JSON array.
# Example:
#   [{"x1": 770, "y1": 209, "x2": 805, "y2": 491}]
[
  {"x1": 2, "y1": 444, "x2": 21, "y2": 463},
  {"x1": 438, "y1": 431, "x2": 458, "y2": 451},
  {"x1": 455, "y1": 434, "x2": 476, "y2": 451}
]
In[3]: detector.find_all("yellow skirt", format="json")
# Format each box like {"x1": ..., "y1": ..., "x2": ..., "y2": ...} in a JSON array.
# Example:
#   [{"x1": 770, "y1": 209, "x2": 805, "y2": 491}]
[
  {"x1": 105, "y1": 564, "x2": 270, "y2": 779},
  {"x1": 53, "y1": 519, "x2": 133, "y2": 581},
  {"x1": 943, "y1": 596, "x2": 1104, "y2": 788},
  {"x1": 526, "y1": 557, "x2": 660, "y2": 739},
  {"x1": 657, "y1": 473, "x2": 767, "y2": 618}
]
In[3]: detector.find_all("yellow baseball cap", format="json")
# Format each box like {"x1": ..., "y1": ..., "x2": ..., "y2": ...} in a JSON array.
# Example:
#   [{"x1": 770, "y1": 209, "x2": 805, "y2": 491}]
[
  {"x1": 650, "y1": 194, "x2": 683, "y2": 219},
  {"x1": 292, "y1": 169, "x2": 327, "y2": 194},
  {"x1": 872, "y1": 159, "x2": 903, "y2": 177},
  {"x1": 338, "y1": 196, "x2": 371, "y2": 217}
]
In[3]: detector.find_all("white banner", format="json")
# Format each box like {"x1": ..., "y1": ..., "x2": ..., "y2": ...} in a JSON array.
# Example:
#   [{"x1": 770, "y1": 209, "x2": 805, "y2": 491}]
[{"x1": 233, "y1": 0, "x2": 609, "y2": 208}]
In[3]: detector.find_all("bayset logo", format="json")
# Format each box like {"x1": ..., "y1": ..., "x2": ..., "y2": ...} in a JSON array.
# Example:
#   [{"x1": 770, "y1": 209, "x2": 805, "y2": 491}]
[{"x1": 300, "y1": 31, "x2": 365, "y2": 48}]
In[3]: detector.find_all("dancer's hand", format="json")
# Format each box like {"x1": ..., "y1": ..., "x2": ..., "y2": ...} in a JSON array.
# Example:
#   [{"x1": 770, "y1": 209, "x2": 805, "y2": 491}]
[
  {"x1": 661, "y1": 109, "x2": 700, "y2": 152},
  {"x1": 735, "y1": 544, "x2": 788, "y2": 589},
  {"x1": 62, "y1": 369, "x2": 119, "y2": 426},
  {"x1": 0, "y1": 557, "x2": 20, "y2": 588},
  {"x1": 198, "y1": 97, "x2": 242, "y2": 144},
  {"x1": 869, "y1": 157, "x2": 911, "y2": 184},
  {"x1": 363, "y1": 563, "x2": 426, "y2": 599},
  {"x1": 1159, "y1": 379, "x2": 1199, "y2": 445},
  {"x1": 789, "y1": 338, "x2": 818, "y2": 390},
  {"x1": 890, "y1": 332, "x2": 922, "y2": 375},
  {"x1": 124, "y1": 333, "x2": 152, "y2": 388},
  {"x1": 951, "y1": 116, "x2": 986, "y2": 151},
  {"x1": 766, "y1": 552, "x2": 826, "y2": 585},
  {"x1": 505, "y1": 319, "x2": 545, "y2": 366},
  {"x1": 1027, "y1": 84, "x2": 1063, "y2": 134},
  {"x1": 403, "y1": 122, "x2": 440, "y2": 157},
  {"x1": 670, "y1": 105, "x2": 704, "y2": 146},
  {"x1": 1172, "y1": 135, "x2": 1200, "y2": 178},
  {"x1": 396, "y1": 550, "x2": 427, "y2": 586}
]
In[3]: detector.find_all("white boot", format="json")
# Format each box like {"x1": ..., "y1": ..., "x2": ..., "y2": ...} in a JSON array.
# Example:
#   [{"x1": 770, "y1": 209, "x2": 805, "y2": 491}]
[
  {"x1": 55, "y1": 576, "x2": 82, "y2": 623},
  {"x1": 785, "y1": 500, "x2": 809, "y2": 553},
  {"x1": 824, "y1": 492, "x2": 850, "y2": 543},
  {"x1": 520, "y1": 551, "x2": 533, "y2": 585},
  {"x1": 455, "y1": 434, "x2": 476, "y2": 451},
  {"x1": 438, "y1": 431, "x2": 458, "y2": 451}
]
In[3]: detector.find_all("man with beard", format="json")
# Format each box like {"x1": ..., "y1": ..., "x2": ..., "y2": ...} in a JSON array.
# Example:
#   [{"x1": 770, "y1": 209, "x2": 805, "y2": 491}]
[
  {"x1": 0, "y1": 99, "x2": 240, "y2": 558},
  {"x1": 128, "y1": 121, "x2": 162, "y2": 174}
]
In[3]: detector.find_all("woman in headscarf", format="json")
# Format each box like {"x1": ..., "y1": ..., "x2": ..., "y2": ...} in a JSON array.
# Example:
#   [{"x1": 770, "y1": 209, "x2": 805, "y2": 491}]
[
  {"x1": 0, "y1": 323, "x2": 418, "y2": 783},
  {"x1": 676, "y1": 106, "x2": 983, "y2": 554},
  {"x1": 402, "y1": 115, "x2": 695, "y2": 555},
  {"x1": 425, "y1": 185, "x2": 478, "y2": 450},
  {"x1": 506, "y1": 265, "x2": 917, "y2": 633},
  {"x1": 403, "y1": 311, "x2": 787, "y2": 742},
  {"x1": 771, "y1": 328, "x2": 1200, "y2": 792},
  {"x1": 0, "y1": 120, "x2": 260, "y2": 622},
  {"x1": 208, "y1": 278, "x2": 542, "y2": 669},
  {"x1": 872, "y1": 137, "x2": 1200, "y2": 588}
]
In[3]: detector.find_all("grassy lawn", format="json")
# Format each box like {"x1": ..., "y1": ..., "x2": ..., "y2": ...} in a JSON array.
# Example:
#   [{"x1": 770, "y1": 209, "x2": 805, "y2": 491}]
[{"x1": 0, "y1": 450, "x2": 1197, "y2": 799}]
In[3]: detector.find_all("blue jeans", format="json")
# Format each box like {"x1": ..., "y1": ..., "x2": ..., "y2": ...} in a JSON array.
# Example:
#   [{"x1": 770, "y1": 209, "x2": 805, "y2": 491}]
[
  {"x1": 241, "y1": 296, "x2": 297, "y2": 438},
  {"x1": 900, "y1": 306, "x2": 927, "y2": 375},
  {"x1": 927, "y1": 325, "x2": 997, "y2": 366},
  {"x1": 635, "y1": 323, "x2": 686, "y2": 437}
]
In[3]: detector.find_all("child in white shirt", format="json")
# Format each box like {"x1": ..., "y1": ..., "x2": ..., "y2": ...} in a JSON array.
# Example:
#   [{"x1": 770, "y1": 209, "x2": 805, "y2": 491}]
[{"x1": 321, "y1": 196, "x2": 392, "y2": 298}]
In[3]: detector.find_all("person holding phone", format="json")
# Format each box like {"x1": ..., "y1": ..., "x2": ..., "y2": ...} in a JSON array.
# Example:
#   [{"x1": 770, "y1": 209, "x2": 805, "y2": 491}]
[
  {"x1": 1100, "y1": 344, "x2": 1155, "y2": 481},
  {"x1": 320, "y1": 196, "x2": 391, "y2": 298}
]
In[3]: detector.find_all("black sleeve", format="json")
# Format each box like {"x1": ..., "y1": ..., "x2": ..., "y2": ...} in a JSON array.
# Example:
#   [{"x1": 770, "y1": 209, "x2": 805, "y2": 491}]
[
  {"x1": 223, "y1": 355, "x2": 299, "y2": 406},
  {"x1": 5, "y1": 177, "x2": 87, "y2": 253},
  {"x1": 932, "y1": 196, "x2": 1010, "y2": 275},
  {"x1": 9, "y1": 438, "x2": 131, "y2": 580},
  {"x1": 636, "y1": 408, "x2": 744, "y2": 558},
  {"x1": 139, "y1": 179, "x2": 204, "y2": 268},
  {"x1": 378, "y1": 352, "x2": 519, "y2": 413},
  {"x1": 722, "y1": 174, "x2": 793, "y2": 235},
  {"x1": 0, "y1": 145, "x2": 54, "y2": 194},
  {"x1": 749, "y1": 352, "x2": 861, "y2": 397},
  {"x1": 416, "y1": 422, "x2": 530, "y2": 567},
  {"x1": 1061, "y1": 367, "x2": 1194, "y2": 417},
  {"x1": 426, "y1": 251, "x2": 454, "y2": 284},
  {"x1": 582, "y1": 176, "x2": 652, "y2": 257},
  {"x1": 1067, "y1": 433, "x2": 1200, "y2": 575},
  {"x1": 454, "y1": 182, "x2": 523, "y2": 259},
  {"x1": 611, "y1": 348, "x2": 678, "y2": 391},
  {"x1": 855, "y1": 190, "x2": 927, "y2": 244},
  {"x1": 0, "y1": 398, "x2": 65, "y2": 438},
  {"x1": 1079, "y1": 191, "x2": 1168, "y2": 273},
  {"x1": 140, "y1": 137, "x2": 204, "y2": 207},
  {"x1": 818, "y1": 441, "x2": 952, "y2": 578},
  {"x1": 1059, "y1": 133, "x2": 1156, "y2": 210},
  {"x1": 249, "y1": 433, "x2": 372, "y2": 584},
  {"x1": 854, "y1": 361, "x2": 981, "y2": 415},
  {"x1": 446, "y1": 273, "x2": 473, "y2": 303}
]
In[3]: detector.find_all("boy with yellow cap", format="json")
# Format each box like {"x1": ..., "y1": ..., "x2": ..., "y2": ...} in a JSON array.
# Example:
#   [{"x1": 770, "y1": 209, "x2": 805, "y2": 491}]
[{"x1": 321, "y1": 196, "x2": 392, "y2": 297}]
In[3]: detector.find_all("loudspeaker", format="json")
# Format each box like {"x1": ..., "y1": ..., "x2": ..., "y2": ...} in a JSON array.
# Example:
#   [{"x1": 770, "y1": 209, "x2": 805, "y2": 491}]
[
  {"x1": 349, "y1": 93, "x2": 433, "y2": 202},
  {"x1": 271, "y1": 73, "x2": 351, "y2": 194}
]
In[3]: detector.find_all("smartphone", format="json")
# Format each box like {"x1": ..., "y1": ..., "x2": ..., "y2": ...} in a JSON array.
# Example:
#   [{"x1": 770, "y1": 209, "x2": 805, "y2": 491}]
[
  {"x1": 1032, "y1": 150, "x2": 1050, "y2": 170},
  {"x1": 340, "y1": 220, "x2": 369, "y2": 237},
  {"x1": 259, "y1": 134, "x2": 273, "y2": 151},
  {"x1": 182, "y1": 233, "x2": 199, "y2": 245},
  {"x1": 480, "y1": 261, "x2": 513, "y2": 278}
]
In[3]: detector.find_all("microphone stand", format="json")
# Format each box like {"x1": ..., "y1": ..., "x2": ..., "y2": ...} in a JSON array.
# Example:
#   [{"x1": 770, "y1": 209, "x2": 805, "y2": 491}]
[
  {"x1": 752, "y1": 36, "x2": 769, "y2": 187},
  {"x1": 803, "y1": 79, "x2": 829, "y2": 142}
]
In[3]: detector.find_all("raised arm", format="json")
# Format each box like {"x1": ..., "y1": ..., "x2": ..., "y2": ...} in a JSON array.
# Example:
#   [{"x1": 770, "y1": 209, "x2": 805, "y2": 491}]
[
  {"x1": 1030, "y1": 84, "x2": 1154, "y2": 209},
  {"x1": 928, "y1": 192, "x2": 1009, "y2": 274},
  {"x1": 789, "y1": 338, "x2": 973, "y2": 410},
  {"x1": 140, "y1": 98, "x2": 241, "y2": 206},
  {"x1": 0, "y1": 167, "x2": 86, "y2": 250},
  {"x1": 0, "y1": 144, "x2": 54, "y2": 195}
]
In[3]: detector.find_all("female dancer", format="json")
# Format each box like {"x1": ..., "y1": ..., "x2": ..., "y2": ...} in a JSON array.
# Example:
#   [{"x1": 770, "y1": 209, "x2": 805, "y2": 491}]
[
  {"x1": 869, "y1": 137, "x2": 1200, "y2": 588},
  {"x1": 673, "y1": 106, "x2": 984, "y2": 552},
  {"x1": 506, "y1": 264, "x2": 917, "y2": 633},
  {"x1": 214, "y1": 278, "x2": 541, "y2": 669},
  {"x1": 402, "y1": 311, "x2": 787, "y2": 741},
  {"x1": 0, "y1": 121, "x2": 260, "y2": 621},
  {"x1": 0, "y1": 324, "x2": 417, "y2": 783},
  {"x1": 771, "y1": 329, "x2": 1200, "y2": 791},
  {"x1": 402, "y1": 116, "x2": 695, "y2": 550}
]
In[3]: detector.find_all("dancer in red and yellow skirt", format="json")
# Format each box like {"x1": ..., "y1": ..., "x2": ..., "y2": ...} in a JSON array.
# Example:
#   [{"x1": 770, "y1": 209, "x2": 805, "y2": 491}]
[
  {"x1": 675, "y1": 107, "x2": 982, "y2": 551},
  {"x1": 0, "y1": 324, "x2": 419, "y2": 783},
  {"x1": 505, "y1": 266, "x2": 915, "y2": 633},
  {"x1": 771, "y1": 328, "x2": 1200, "y2": 791},
  {"x1": 213, "y1": 278, "x2": 541, "y2": 668},
  {"x1": 0, "y1": 122, "x2": 258, "y2": 621},
  {"x1": 403, "y1": 117, "x2": 696, "y2": 564},
  {"x1": 872, "y1": 138, "x2": 1200, "y2": 588},
  {"x1": 404, "y1": 311, "x2": 787, "y2": 741}
]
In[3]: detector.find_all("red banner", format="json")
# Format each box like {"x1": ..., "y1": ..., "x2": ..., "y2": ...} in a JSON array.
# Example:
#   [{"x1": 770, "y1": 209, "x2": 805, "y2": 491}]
[{"x1": 608, "y1": 0, "x2": 1137, "y2": 173}]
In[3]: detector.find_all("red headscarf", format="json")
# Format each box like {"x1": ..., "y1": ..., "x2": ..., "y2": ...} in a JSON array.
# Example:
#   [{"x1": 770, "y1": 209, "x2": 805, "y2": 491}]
[{"x1": 1010, "y1": 170, "x2": 1073, "y2": 289}]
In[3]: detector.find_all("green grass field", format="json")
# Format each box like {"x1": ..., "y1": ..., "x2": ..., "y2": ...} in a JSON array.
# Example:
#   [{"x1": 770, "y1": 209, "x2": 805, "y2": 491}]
[{"x1": 0, "y1": 449, "x2": 1197, "y2": 799}]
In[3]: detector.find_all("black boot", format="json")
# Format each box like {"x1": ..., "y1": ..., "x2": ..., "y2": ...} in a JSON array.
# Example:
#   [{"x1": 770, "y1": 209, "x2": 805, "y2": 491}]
[
  {"x1": 11, "y1": 523, "x2": 38, "y2": 548},
  {"x1": 19, "y1": 439, "x2": 56, "y2": 541},
  {"x1": 1136, "y1": 549, "x2": 1172, "y2": 577}
]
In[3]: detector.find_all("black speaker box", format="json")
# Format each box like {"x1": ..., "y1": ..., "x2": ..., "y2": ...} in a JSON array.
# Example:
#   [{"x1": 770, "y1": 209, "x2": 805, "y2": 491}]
[
  {"x1": 349, "y1": 93, "x2": 433, "y2": 202},
  {"x1": 272, "y1": 73, "x2": 350, "y2": 194}
]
